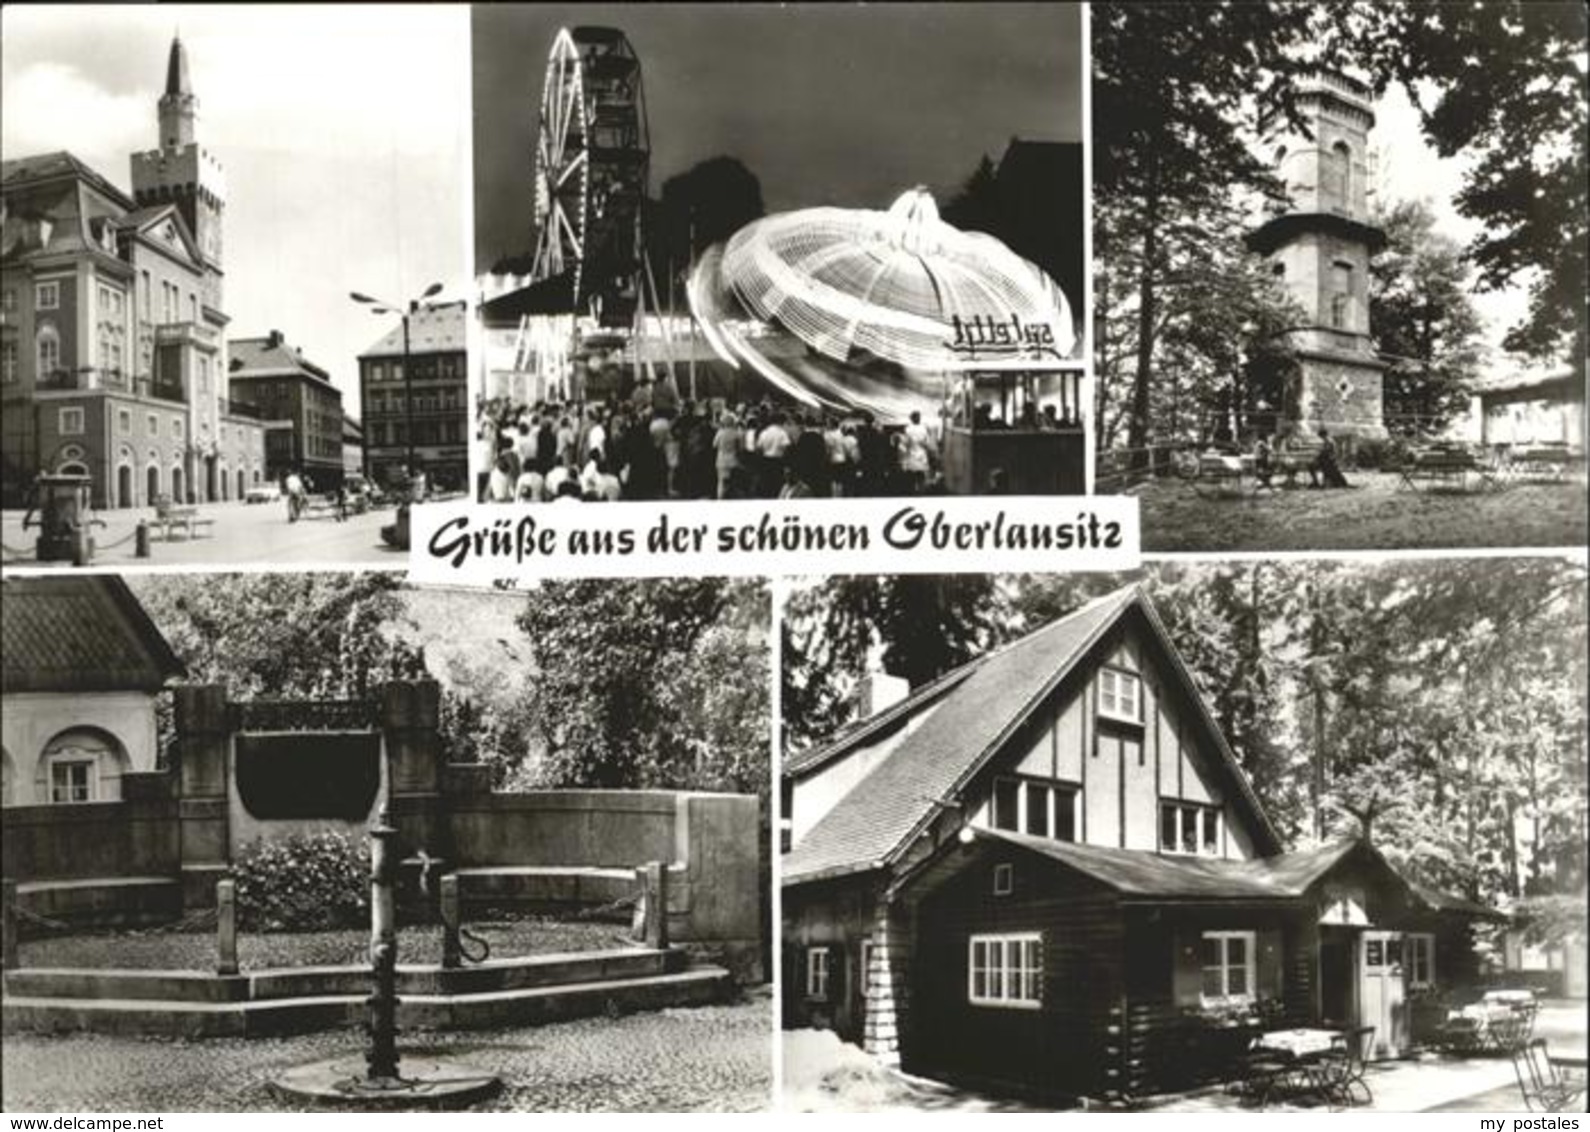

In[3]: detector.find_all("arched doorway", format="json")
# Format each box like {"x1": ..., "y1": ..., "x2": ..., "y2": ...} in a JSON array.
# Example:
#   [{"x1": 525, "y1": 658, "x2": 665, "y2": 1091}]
[
  {"x1": 38, "y1": 727, "x2": 130, "y2": 804},
  {"x1": 237, "y1": 469, "x2": 246, "y2": 499},
  {"x1": 147, "y1": 464, "x2": 161, "y2": 503},
  {"x1": 117, "y1": 464, "x2": 133, "y2": 508},
  {"x1": 218, "y1": 463, "x2": 229, "y2": 501},
  {"x1": 205, "y1": 455, "x2": 218, "y2": 502},
  {"x1": 171, "y1": 465, "x2": 185, "y2": 504}
]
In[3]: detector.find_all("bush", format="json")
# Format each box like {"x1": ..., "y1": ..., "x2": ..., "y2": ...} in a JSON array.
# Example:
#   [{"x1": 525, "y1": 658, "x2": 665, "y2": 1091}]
[{"x1": 232, "y1": 832, "x2": 369, "y2": 932}]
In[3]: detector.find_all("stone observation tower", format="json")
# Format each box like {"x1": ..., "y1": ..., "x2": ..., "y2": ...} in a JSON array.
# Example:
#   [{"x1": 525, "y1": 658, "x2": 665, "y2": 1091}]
[
  {"x1": 1248, "y1": 71, "x2": 1388, "y2": 441},
  {"x1": 130, "y1": 35, "x2": 227, "y2": 310}
]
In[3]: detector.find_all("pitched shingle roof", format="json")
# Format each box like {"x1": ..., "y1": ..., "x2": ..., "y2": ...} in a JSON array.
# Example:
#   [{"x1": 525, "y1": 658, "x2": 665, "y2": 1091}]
[
  {"x1": 358, "y1": 301, "x2": 467, "y2": 358},
  {"x1": 1, "y1": 577, "x2": 185, "y2": 694},
  {"x1": 229, "y1": 335, "x2": 335, "y2": 386},
  {"x1": 784, "y1": 587, "x2": 1140, "y2": 884},
  {"x1": 966, "y1": 829, "x2": 1360, "y2": 900}
]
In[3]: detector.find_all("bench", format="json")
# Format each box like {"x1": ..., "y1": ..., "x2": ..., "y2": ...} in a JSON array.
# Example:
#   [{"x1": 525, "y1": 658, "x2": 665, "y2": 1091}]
[
  {"x1": 1268, "y1": 436, "x2": 1326, "y2": 487},
  {"x1": 1506, "y1": 443, "x2": 1581, "y2": 483},
  {"x1": 1175, "y1": 450, "x2": 1253, "y2": 497},
  {"x1": 1399, "y1": 445, "x2": 1502, "y2": 493},
  {"x1": 151, "y1": 495, "x2": 213, "y2": 540}
]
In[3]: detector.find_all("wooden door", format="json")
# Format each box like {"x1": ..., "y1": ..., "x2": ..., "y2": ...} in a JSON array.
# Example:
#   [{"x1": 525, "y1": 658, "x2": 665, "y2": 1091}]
[{"x1": 1359, "y1": 930, "x2": 1407, "y2": 1058}]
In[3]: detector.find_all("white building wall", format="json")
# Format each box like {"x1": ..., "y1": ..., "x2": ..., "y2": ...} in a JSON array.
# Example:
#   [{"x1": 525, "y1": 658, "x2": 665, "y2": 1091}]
[{"x1": 0, "y1": 691, "x2": 160, "y2": 806}]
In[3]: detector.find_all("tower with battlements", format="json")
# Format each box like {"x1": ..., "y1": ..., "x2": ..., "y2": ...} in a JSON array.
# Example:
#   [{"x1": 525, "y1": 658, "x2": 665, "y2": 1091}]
[{"x1": 1248, "y1": 71, "x2": 1388, "y2": 442}]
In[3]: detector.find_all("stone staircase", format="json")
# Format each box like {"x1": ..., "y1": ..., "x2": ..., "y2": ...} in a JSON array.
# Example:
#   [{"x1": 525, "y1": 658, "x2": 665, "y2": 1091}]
[{"x1": 1, "y1": 947, "x2": 736, "y2": 1037}]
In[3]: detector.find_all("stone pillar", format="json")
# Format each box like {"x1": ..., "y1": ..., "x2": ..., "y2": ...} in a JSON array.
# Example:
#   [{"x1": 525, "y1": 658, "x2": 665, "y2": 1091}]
[
  {"x1": 381, "y1": 681, "x2": 445, "y2": 864},
  {"x1": 175, "y1": 684, "x2": 231, "y2": 910},
  {"x1": 679, "y1": 794, "x2": 761, "y2": 982},
  {"x1": 215, "y1": 878, "x2": 239, "y2": 976},
  {"x1": 637, "y1": 861, "x2": 669, "y2": 950},
  {"x1": 440, "y1": 873, "x2": 462, "y2": 970},
  {"x1": 2, "y1": 879, "x2": 18, "y2": 971},
  {"x1": 862, "y1": 899, "x2": 914, "y2": 1068}
]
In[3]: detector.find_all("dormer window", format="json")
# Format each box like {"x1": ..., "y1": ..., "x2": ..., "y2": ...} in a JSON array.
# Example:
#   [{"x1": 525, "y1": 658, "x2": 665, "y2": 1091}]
[{"x1": 1099, "y1": 667, "x2": 1143, "y2": 725}]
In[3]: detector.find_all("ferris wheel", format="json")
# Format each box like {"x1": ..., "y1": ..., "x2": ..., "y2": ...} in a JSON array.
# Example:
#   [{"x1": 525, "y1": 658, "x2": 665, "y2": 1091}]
[{"x1": 530, "y1": 27, "x2": 651, "y2": 325}]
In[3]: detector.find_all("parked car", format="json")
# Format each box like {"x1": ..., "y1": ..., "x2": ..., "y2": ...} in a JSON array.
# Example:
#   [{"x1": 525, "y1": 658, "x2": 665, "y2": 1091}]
[{"x1": 245, "y1": 482, "x2": 282, "y2": 504}]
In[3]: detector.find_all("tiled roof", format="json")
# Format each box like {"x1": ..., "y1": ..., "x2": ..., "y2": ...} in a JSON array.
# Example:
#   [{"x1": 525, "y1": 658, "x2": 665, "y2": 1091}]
[
  {"x1": 783, "y1": 661, "x2": 980, "y2": 778},
  {"x1": 228, "y1": 335, "x2": 335, "y2": 385},
  {"x1": 359, "y1": 301, "x2": 467, "y2": 358},
  {"x1": 967, "y1": 831, "x2": 1359, "y2": 899},
  {"x1": 783, "y1": 587, "x2": 1140, "y2": 884},
  {"x1": 1, "y1": 577, "x2": 185, "y2": 694}
]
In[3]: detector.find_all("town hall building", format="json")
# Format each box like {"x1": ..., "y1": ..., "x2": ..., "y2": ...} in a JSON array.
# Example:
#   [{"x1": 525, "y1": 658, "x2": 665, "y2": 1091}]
[{"x1": 0, "y1": 36, "x2": 266, "y2": 509}]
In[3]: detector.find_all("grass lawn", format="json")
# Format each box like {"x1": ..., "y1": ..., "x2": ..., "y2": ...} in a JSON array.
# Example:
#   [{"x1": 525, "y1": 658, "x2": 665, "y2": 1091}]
[
  {"x1": 1135, "y1": 471, "x2": 1587, "y2": 552},
  {"x1": 18, "y1": 916, "x2": 633, "y2": 971}
]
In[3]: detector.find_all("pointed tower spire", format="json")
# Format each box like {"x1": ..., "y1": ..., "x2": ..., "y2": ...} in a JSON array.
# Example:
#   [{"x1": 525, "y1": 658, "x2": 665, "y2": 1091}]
[
  {"x1": 165, "y1": 33, "x2": 191, "y2": 97},
  {"x1": 157, "y1": 32, "x2": 197, "y2": 149}
]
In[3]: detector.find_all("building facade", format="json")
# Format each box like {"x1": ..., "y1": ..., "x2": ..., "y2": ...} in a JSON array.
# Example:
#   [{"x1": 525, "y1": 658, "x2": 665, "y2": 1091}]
[
  {"x1": 357, "y1": 300, "x2": 468, "y2": 491},
  {"x1": 1248, "y1": 71, "x2": 1389, "y2": 443},
  {"x1": 228, "y1": 330, "x2": 345, "y2": 488},
  {"x1": 783, "y1": 587, "x2": 1495, "y2": 1103},
  {"x1": 1, "y1": 576, "x2": 185, "y2": 807},
  {"x1": 0, "y1": 37, "x2": 265, "y2": 508}
]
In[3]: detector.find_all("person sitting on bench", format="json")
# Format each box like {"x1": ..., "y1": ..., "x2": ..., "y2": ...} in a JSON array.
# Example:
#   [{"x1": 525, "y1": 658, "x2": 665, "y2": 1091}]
[{"x1": 1311, "y1": 427, "x2": 1350, "y2": 489}]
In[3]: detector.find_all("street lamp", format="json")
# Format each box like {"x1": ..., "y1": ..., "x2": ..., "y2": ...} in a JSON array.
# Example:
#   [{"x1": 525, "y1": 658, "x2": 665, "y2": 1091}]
[{"x1": 351, "y1": 282, "x2": 443, "y2": 493}]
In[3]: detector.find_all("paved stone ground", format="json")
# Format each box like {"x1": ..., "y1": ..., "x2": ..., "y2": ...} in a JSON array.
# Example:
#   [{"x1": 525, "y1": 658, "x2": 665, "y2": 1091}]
[
  {"x1": 1135, "y1": 471, "x2": 1587, "y2": 552},
  {"x1": 0, "y1": 498, "x2": 410, "y2": 568},
  {"x1": 1, "y1": 992, "x2": 773, "y2": 1112}
]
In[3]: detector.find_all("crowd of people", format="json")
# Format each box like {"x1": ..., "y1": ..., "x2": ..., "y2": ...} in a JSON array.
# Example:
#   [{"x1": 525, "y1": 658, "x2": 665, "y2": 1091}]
[{"x1": 475, "y1": 394, "x2": 953, "y2": 502}]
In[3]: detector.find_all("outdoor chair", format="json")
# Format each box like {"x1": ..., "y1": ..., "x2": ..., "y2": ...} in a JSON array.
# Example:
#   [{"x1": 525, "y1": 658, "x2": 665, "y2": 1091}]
[
  {"x1": 1512, "y1": 1039, "x2": 1587, "y2": 1112},
  {"x1": 1317, "y1": 1025, "x2": 1376, "y2": 1108}
]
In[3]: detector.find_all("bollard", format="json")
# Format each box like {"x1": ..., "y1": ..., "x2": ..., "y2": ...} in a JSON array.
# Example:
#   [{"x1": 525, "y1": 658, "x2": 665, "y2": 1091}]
[
  {"x1": 70, "y1": 527, "x2": 91, "y2": 567},
  {"x1": 216, "y1": 878, "x2": 239, "y2": 976},
  {"x1": 366, "y1": 808, "x2": 401, "y2": 1083},
  {"x1": 440, "y1": 873, "x2": 461, "y2": 970},
  {"x1": 135, "y1": 520, "x2": 151, "y2": 559},
  {"x1": 641, "y1": 861, "x2": 668, "y2": 950},
  {"x1": 2, "y1": 879, "x2": 17, "y2": 971}
]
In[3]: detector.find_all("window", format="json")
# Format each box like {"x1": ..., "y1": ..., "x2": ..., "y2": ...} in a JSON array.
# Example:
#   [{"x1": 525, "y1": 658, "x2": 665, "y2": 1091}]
[
  {"x1": 58, "y1": 407, "x2": 84, "y2": 435},
  {"x1": 805, "y1": 947, "x2": 831, "y2": 1000},
  {"x1": 993, "y1": 862, "x2": 1014, "y2": 896},
  {"x1": 1, "y1": 340, "x2": 15, "y2": 384},
  {"x1": 1160, "y1": 801, "x2": 1221, "y2": 856},
  {"x1": 1330, "y1": 262, "x2": 1354, "y2": 331},
  {"x1": 859, "y1": 939, "x2": 875, "y2": 999},
  {"x1": 147, "y1": 413, "x2": 159, "y2": 437},
  {"x1": 2, "y1": 287, "x2": 15, "y2": 313},
  {"x1": 36, "y1": 281, "x2": 60, "y2": 310},
  {"x1": 172, "y1": 419, "x2": 184, "y2": 439},
  {"x1": 118, "y1": 409, "x2": 132, "y2": 435},
  {"x1": 1407, "y1": 933, "x2": 1436, "y2": 988},
  {"x1": 1201, "y1": 931, "x2": 1255, "y2": 1002},
  {"x1": 989, "y1": 776, "x2": 1079, "y2": 843},
  {"x1": 969, "y1": 933, "x2": 1042, "y2": 1008},
  {"x1": 1099, "y1": 668, "x2": 1143, "y2": 723},
  {"x1": 36, "y1": 324, "x2": 60, "y2": 376},
  {"x1": 50, "y1": 760, "x2": 94, "y2": 804}
]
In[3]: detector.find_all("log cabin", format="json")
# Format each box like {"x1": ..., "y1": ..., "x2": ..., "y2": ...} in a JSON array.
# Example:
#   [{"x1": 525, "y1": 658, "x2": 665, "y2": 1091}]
[{"x1": 781, "y1": 585, "x2": 1497, "y2": 1104}]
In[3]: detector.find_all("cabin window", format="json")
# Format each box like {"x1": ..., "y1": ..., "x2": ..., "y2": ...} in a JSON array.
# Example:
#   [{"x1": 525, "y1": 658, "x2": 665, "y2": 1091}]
[
  {"x1": 968, "y1": 933, "x2": 1042, "y2": 1009},
  {"x1": 49, "y1": 759, "x2": 94, "y2": 804},
  {"x1": 990, "y1": 776, "x2": 1078, "y2": 843},
  {"x1": 1160, "y1": 801, "x2": 1221, "y2": 857},
  {"x1": 1099, "y1": 668, "x2": 1143, "y2": 724},
  {"x1": 993, "y1": 863, "x2": 1014, "y2": 896},
  {"x1": 805, "y1": 947, "x2": 831, "y2": 1001},
  {"x1": 859, "y1": 939, "x2": 875, "y2": 998},
  {"x1": 1201, "y1": 931, "x2": 1255, "y2": 1003},
  {"x1": 1407, "y1": 933, "x2": 1436, "y2": 988}
]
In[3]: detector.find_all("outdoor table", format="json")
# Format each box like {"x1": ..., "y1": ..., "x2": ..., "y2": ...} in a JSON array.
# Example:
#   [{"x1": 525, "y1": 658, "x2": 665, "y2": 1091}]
[{"x1": 1248, "y1": 1028, "x2": 1345, "y2": 1108}]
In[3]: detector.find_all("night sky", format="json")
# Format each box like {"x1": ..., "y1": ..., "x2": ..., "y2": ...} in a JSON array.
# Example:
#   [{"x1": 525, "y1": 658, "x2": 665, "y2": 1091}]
[{"x1": 472, "y1": 3, "x2": 1083, "y2": 271}]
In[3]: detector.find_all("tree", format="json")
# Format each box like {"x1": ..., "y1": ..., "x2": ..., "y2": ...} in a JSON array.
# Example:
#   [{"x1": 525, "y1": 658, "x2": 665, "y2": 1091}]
[
  {"x1": 1345, "y1": 1, "x2": 1588, "y2": 362},
  {"x1": 516, "y1": 578, "x2": 769, "y2": 793},
  {"x1": 1093, "y1": 1, "x2": 1316, "y2": 464},
  {"x1": 1371, "y1": 199, "x2": 1486, "y2": 432},
  {"x1": 655, "y1": 156, "x2": 766, "y2": 295},
  {"x1": 940, "y1": 155, "x2": 1002, "y2": 238}
]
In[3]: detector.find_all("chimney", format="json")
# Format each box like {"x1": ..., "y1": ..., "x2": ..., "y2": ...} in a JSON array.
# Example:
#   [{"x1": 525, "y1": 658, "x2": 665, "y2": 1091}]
[
  {"x1": 854, "y1": 670, "x2": 910, "y2": 719},
  {"x1": 267, "y1": 330, "x2": 282, "y2": 349}
]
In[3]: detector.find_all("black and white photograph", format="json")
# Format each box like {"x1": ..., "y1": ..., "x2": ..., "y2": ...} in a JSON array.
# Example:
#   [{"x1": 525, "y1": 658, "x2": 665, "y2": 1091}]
[
  {"x1": 0, "y1": 6, "x2": 471, "y2": 569},
  {"x1": 472, "y1": 4, "x2": 1088, "y2": 504},
  {"x1": 1090, "y1": 2, "x2": 1587, "y2": 551},
  {"x1": 1, "y1": 571, "x2": 771, "y2": 1111},
  {"x1": 779, "y1": 562, "x2": 1587, "y2": 1110}
]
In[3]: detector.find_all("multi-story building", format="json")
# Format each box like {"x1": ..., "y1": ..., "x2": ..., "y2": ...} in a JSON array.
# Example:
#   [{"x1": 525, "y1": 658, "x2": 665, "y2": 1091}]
[
  {"x1": 357, "y1": 300, "x2": 468, "y2": 491},
  {"x1": 0, "y1": 36, "x2": 265, "y2": 508},
  {"x1": 341, "y1": 415, "x2": 365, "y2": 480},
  {"x1": 228, "y1": 329, "x2": 345, "y2": 489}
]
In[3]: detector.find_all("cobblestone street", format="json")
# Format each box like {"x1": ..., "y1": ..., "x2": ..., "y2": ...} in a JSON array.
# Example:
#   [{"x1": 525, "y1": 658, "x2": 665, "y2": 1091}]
[{"x1": 2, "y1": 994, "x2": 773, "y2": 1112}]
